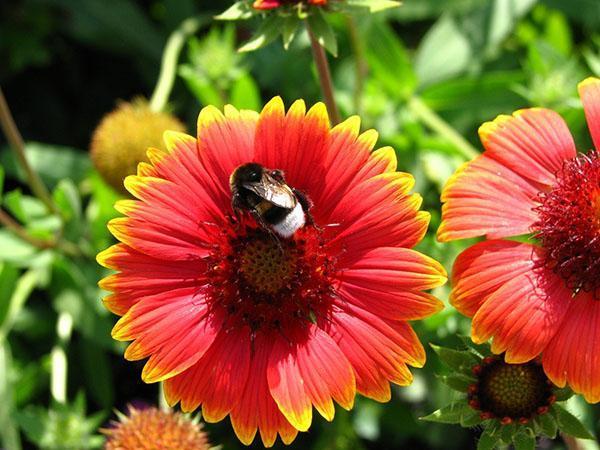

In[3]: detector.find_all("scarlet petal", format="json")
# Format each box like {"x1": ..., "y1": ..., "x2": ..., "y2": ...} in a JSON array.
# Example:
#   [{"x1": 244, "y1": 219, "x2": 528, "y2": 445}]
[
  {"x1": 341, "y1": 247, "x2": 447, "y2": 292},
  {"x1": 451, "y1": 240, "x2": 537, "y2": 317},
  {"x1": 314, "y1": 116, "x2": 396, "y2": 216},
  {"x1": 478, "y1": 108, "x2": 576, "y2": 186},
  {"x1": 230, "y1": 333, "x2": 298, "y2": 447},
  {"x1": 578, "y1": 77, "x2": 600, "y2": 151},
  {"x1": 438, "y1": 155, "x2": 539, "y2": 241},
  {"x1": 327, "y1": 306, "x2": 425, "y2": 401},
  {"x1": 254, "y1": 98, "x2": 330, "y2": 197},
  {"x1": 471, "y1": 262, "x2": 570, "y2": 363},
  {"x1": 338, "y1": 283, "x2": 444, "y2": 321},
  {"x1": 110, "y1": 289, "x2": 221, "y2": 382},
  {"x1": 543, "y1": 292, "x2": 600, "y2": 403},
  {"x1": 164, "y1": 327, "x2": 251, "y2": 421},
  {"x1": 266, "y1": 334, "x2": 312, "y2": 431},
  {"x1": 294, "y1": 326, "x2": 356, "y2": 421},
  {"x1": 196, "y1": 105, "x2": 259, "y2": 206}
]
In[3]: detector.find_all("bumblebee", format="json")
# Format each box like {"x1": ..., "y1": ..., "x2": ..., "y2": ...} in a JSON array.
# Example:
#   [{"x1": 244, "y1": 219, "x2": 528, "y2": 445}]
[{"x1": 229, "y1": 163, "x2": 311, "y2": 238}]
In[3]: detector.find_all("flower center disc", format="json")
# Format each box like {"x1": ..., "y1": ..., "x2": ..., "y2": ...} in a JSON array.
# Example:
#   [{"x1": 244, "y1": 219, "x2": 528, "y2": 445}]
[
  {"x1": 205, "y1": 225, "x2": 335, "y2": 334},
  {"x1": 471, "y1": 359, "x2": 553, "y2": 420},
  {"x1": 534, "y1": 151, "x2": 600, "y2": 298},
  {"x1": 239, "y1": 237, "x2": 298, "y2": 294}
]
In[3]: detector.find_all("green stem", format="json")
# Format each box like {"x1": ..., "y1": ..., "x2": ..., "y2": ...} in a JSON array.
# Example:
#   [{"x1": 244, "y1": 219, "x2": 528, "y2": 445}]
[
  {"x1": 159, "y1": 382, "x2": 169, "y2": 411},
  {"x1": 0, "y1": 88, "x2": 59, "y2": 215},
  {"x1": 50, "y1": 312, "x2": 73, "y2": 404},
  {"x1": 408, "y1": 96, "x2": 479, "y2": 160},
  {"x1": 0, "y1": 208, "x2": 55, "y2": 249},
  {"x1": 0, "y1": 344, "x2": 21, "y2": 450},
  {"x1": 149, "y1": 17, "x2": 204, "y2": 112},
  {"x1": 346, "y1": 16, "x2": 368, "y2": 115},
  {"x1": 307, "y1": 22, "x2": 341, "y2": 125}
]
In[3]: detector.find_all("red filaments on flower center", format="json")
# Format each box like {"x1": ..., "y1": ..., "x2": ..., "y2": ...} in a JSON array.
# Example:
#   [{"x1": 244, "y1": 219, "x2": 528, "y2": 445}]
[
  {"x1": 534, "y1": 151, "x2": 600, "y2": 299},
  {"x1": 205, "y1": 225, "x2": 336, "y2": 334}
]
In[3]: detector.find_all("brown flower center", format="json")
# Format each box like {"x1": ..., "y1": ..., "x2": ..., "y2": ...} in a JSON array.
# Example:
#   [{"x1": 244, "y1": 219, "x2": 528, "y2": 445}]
[
  {"x1": 534, "y1": 151, "x2": 600, "y2": 299},
  {"x1": 205, "y1": 224, "x2": 336, "y2": 334},
  {"x1": 468, "y1": 358, "x2": 554, "y2": 422},
  {"x1": 239, "y1": 236, "x2": 298, "y2": 294}
]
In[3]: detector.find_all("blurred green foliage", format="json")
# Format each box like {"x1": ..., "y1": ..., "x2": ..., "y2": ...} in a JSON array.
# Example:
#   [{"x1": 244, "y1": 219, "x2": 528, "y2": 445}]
[{"x1": 0, "y1": 0, "x2": 599, "y2": 449}]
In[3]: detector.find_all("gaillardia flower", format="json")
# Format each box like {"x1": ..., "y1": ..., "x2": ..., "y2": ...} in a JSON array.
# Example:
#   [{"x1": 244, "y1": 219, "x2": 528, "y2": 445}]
[
  {"x1": 91, "y1": 99, "x2": 186, "y2": 194},
  {"x1": 438, "y1": 77, "x2": 600, "y2": 403},
  {"x1": 98, "y1": 97, "x2": 446, "y2": 446},
  {"x1": 102, "y1": 405, "x2": 210, "y2": 450}
]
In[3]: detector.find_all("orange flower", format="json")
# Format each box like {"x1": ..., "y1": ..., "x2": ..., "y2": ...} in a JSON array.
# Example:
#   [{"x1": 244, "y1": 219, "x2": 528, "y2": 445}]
[
  {"x1": 439, "y1": 77, "x2": 600, "y2": 403},
  {"x1": 102, "y1": 405, "x2": 210, "y2": 450},
  {"x1": 97, "y1": 97, "x2": 446, "y2": 446}
]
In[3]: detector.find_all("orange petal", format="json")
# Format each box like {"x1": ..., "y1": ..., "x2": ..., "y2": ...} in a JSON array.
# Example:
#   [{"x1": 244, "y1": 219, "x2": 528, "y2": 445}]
[{"x1": 578, "y1": 77, "x2": 600, "y2": 151}]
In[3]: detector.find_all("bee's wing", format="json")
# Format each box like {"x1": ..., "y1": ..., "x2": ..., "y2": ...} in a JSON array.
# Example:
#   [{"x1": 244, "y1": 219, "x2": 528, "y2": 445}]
[{"x1": 243, "y1": 176, "x2": 296, "y2": 209}]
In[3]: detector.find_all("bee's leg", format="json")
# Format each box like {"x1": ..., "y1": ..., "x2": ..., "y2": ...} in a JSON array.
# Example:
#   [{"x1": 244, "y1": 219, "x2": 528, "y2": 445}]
[
  {"x1": 249, "y1": 210, "x2": 284, "y2": 252},
  {"x1": 293, "y1": 189, "x2": 319, "y2": 229}
]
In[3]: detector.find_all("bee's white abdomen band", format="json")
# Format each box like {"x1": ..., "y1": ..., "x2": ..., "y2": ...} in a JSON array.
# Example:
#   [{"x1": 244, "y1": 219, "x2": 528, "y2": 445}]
[{"x1": 273, "y1": 202, "x2": 305, "y2": 238}]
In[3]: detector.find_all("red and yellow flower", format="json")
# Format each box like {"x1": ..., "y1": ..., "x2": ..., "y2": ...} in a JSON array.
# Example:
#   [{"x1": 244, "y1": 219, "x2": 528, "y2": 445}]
[
  {"x1": 253, "y1": 0, "x2": 327, "y2": 10},
  {"x1": 97, "y1": 97, "x2": 446, "y2": 446},
  {"x1": 439, "y1": 77, "x2": 600, "y2": 403}
]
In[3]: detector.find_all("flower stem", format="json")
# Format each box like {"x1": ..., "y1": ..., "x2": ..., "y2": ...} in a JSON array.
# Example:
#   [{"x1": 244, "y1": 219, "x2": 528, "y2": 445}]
[
  {"x1": 408, "y1": 96, "x2": 479, "y2": 160},
  {"x1": 149, "y1": 16, "x2": 205, "y2": 112},
  {"x1": 50, "y1": 312, "x2": 73, "y2": 404},
  {"x1": 0, "y1": 88, "x2": 58, "y2": 215},
  {"x1": 0, "y1": 208, "x2": 55, "y2": 249},
  {"x1": 307, "y1": 23, "x2": 341, "y2": 125},
  {"x1": 346, "y1": 16, "x2": 367, "y2": 115}
]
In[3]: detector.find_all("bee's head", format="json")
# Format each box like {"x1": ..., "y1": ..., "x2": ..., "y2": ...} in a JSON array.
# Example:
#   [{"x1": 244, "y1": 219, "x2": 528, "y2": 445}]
[{"x1": 231, "y1": 163, "x2": 264, "y2": 187}]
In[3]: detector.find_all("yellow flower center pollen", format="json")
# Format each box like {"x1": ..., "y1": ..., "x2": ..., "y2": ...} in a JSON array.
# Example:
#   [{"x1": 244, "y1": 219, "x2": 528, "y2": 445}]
[{"x1": 239, "y1": 237, "x2": 298, "y2": 294}]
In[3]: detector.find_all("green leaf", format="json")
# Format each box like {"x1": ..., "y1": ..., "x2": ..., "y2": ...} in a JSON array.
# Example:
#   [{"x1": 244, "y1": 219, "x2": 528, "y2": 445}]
[
  {"x1": 0, "y1": 165, "x2": 4, "y2": 201},
  {"x1": 230, "y1": 74, "x2": 262, "y2": 110},
  {"x1": 52, "y1": 179, "x2": 81, "y2": 222},
  {"x1": 460, "y1": 409, "x2": 483, "y2": 427},
  {"x1": 365, "y1": 21, "x2": 416, "y2": 99},
  {"x1": 0, "y1": 263, "x2": 19, "y2": 330},
  {"x1": 553, "y1": 386, "x2": 574, "y2": 402},
  {"x1": 238, "y1": 16, "x2": 282, "y2": 53},
  {"x1": 477, "y1": 428, "x2": 500, "y2": 450},
  {"x1": 0, "y1": 269, "x2": 42, "y2": 342},
  {"x1": 431, "y1": 344, "x2": 479, "y2": 373},
  {"x1": 552, "y1": 404, "x2": 594, "y2": 439},
  {"x1": 0, "y1": 142, "x2": 91, "y2": 190},
  {"x1": 343, "y1": 0, "x2": 401, "y2": 12},
  {"x1": 3, "y1": 190, "x2": 47, "y2": 224},
  {"x1": 439, "y1": 373, "x2": 475, "y2": 392},
  {"x1": 215, "y1": 1, "x2": 254, "y2": 20},
  {"x1": 512, "y1": 431, "x2": 535, "y2": 450},
  {"x1": 535, "y1": 412, "x2": 558, "y2": 439},
  {"x1": 420, "y1": 402, "x2": 471, "y2": 424},
  {"x1": 282, "y1": 16, "x2": 300, "y2": 50},
  {"x1": 307, "y1": 10, "x2": 338, "y2": 56}
]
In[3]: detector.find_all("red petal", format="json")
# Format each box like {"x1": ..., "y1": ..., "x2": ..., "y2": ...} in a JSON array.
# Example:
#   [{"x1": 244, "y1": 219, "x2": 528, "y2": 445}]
[
  {"x1": 472, "y1": 264, "x2": 570, "y2": 363},
  {"x1": 338, "y1": 283, "x2": 443, "y2": 321},
  {"x1": 479, "y1": 108, "x2": 576, "y2": 186},
  {"x1": 326, "y1": 306, "x2": 425, "y2": 401},
  {"x1": 196, "y1": 105, "x2": 259, "y2": 208},
  {"x1": 164, "y1": 327, "x2": 251, "y2": 421},
  {"x1": 451, "y1": 240, "x2": 537, "y2": 317},
  {"x1": 230, "y1": 333, "x2": 298, "y2": 447},
  {"x1": 340, "y1": 247, "x2": 447, "y2": 292},
  {"x1": 578, "y1": 77, "x2": 600, "y2": 151},
  {"x1": 110, "y1": 288, "x2": 221, "y2": 382},
  {"x1": 254, "y1": 99, "x2": 330, "y2": 200},
  {"x1": 543, "y1": 292, "x2": 600, "y2": 403},
  {"x1": 438, "y1": 154, "x2": 539, "y2": 241},
  {"x1": 294, "y1": 326, "x2": 356, "y2": 421},
  {"x1": 266, "y1": 332, "x2": 312, "y2": 431}
]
